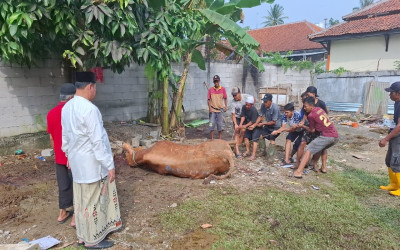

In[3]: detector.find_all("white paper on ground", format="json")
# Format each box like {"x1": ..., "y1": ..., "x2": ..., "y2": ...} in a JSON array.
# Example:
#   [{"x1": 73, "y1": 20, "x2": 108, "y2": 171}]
[
  {"x1": 280, "y1": 164, "x2": 293, "y2": 168},
  {"x1": 29, "y1": 236, "x2": 61, "y2": 250}
]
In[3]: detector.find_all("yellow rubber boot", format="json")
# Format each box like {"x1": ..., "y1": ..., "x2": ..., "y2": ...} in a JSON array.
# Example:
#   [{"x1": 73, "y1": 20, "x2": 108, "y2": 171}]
[
  {"x1": 389, "y1": 172, "x2": 400, "y2": 196},
  {"x1": 380, "y1": 168, "x2": 398, "y2": 191}
]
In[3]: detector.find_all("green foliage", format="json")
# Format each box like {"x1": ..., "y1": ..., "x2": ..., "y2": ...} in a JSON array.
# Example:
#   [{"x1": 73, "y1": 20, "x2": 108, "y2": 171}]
[
  {"x1": 199, "y1": 8, "x2": 264, "y2": 71},
  {"x1": 394, "y1": 60, "x2": 400, "y2": 70},
  {"x1": 314, "y1": 61, "x2": 326, "y2": 74},
  {"x1": 262, "y1": 51, "x2": 314, "y2": 72},
  {"x1": 331, "y1": 66, "x2": 350, "y2": 76},
  {"x1": 191, "y1": 49, "x2": 206, "y2": 70},
  {"x1": 353, "y1": 0, "x2": 374, "y2": 11},
  {"x1": 0, "y1": 0, "x2": 266, "y2": 74},
  {"x1": 159, "y1": 165, "x2": 400, "y2": 249},
  {"x1": 0, "y1": 0, "x2": 147, "y2": 72},
  {"x1": 328, "y1": 17, "x2": 339, "y2": 27}
]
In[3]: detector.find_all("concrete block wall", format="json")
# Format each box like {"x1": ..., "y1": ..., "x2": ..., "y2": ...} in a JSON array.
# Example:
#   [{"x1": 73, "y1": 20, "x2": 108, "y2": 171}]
[
  {"x1": 0, "y1": 59, "x2": 313, "y2": 138},
  {"x1": 95, "y1": 64, "x2": 148, "y2": 122},
  {"x1": 0, "y1": 60, "x2": 68, "y2": 137},
  {"x1": 243, "y1": 63, "x2": 312, "y2": 102}
]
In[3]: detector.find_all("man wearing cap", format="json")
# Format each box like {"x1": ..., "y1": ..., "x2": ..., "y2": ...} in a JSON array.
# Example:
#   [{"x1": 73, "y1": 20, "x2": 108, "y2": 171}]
[
  {"x1": 305, "y1": 86, "x2": 328, "y2": 113},
  {"x1": 207, "y1": 75, "x2": 227, "y2": 139},
  {"x1": 379, "y1": 81, "x2": 400, "y2": 196},
  {"x1": 238, "y1": 95, "x2": 260, "y2": 160},
  {"x1": 62, "y1": 72, "x2": 121, "y2": 248},
  {"x1": 47, "y1": 83, "x2": 76, "y2": 227},
  {"x1": 256, "y1": 93, "x2": 282, "y2": 145},
  {"x1": 303, "y1": 86, "x2": 328, "y2": 171},
  {"x1": 230, "y1": 87, "x2": 250, "y2": 157}
]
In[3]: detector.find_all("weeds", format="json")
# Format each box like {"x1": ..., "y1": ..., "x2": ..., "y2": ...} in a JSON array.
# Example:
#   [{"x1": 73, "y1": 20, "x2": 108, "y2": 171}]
[{"x1": 159, "y1": 163, "x2": 400, "y2": 249}]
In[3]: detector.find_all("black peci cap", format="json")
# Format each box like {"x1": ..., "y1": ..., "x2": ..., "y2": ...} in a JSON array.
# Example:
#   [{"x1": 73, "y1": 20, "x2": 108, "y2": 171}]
[
  {"x1": 75, "y1": 72, "x2": 96, "y2": 83},
  {"x1": 213, "y1": 75, "x2": 220, "y2": 82},
  {"x1": 385, "y1": 82, "x2": 400, "y2": 92}
]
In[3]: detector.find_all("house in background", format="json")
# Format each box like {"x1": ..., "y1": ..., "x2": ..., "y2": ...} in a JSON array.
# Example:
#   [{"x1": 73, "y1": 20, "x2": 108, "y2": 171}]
[
  {"x1": 309, "y1": 0, "x2": 400, "y2": 72},
  {"x1": 248, "y1": 20, "x2": 326, "y2": 62}
]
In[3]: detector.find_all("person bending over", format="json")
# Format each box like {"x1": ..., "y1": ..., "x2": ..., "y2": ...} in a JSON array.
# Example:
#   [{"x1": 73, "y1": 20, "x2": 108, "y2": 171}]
[
  {"x1": 293, "y1": 97, "x2": 338, "y2": 178},
  {"x1": 238, "y1": 96, "x2": 260, "y2": 161},
  {"x1": 255, "y1": 94, "x2": 282, "y2": 145},
  {"x1": 272, "y1": 102, "x2": 302, "y2": 167}
]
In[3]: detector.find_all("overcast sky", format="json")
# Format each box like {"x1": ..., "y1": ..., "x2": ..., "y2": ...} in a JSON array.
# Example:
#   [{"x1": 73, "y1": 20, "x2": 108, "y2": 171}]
[{"x1": 240, "y1": 0, "x2": 364, "y2": 29}]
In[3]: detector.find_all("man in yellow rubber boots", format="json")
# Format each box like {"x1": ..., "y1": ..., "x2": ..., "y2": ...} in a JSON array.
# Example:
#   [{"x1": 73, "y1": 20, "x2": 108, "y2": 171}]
[{"x1": 379, "y1": 81, "x2": 400, "y2": 196}]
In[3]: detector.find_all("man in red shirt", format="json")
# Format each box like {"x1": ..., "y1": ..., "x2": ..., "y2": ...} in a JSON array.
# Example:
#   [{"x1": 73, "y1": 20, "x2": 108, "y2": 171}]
[
  {"x1": 47, "y1": 83, "x2": 76, "y2": 226},
  {"x1": 207, "y1": 75, "x2": 227, "y2": 139},
  {"x1": 293, "y1": 96, "x2": 339, "y2": 178}
]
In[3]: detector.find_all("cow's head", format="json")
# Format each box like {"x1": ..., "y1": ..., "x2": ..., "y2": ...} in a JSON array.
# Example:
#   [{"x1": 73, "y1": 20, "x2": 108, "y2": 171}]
[{"x1": 123, "y1": 143, "x2": 142, "y2": 167}]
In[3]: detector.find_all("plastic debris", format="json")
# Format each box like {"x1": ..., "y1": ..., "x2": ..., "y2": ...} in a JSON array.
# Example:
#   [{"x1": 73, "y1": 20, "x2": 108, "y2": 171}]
[
  {"x1": 41, "y1": 149, "x2": 54, "y2": 157},
  {"x1": 312, "y1": 185, "x2": 320, "y2": 190},
  {"x1": 36, "y1": 156, "x2": 46, "y2": 162},
  {"x1": 15, "y1": 149, "x2": 23, "y2": 155},
  {"x1": 184, "y1": 119, "x2": 210, "y2": 128},
  {"x1": 29, "y1": 235, "x2": 61, "y2": 249}
]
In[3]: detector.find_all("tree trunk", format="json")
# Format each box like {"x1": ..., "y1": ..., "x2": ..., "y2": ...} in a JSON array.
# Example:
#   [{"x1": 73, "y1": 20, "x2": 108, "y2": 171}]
[
  {"x1": 161, "y1": 76, "x2": 169, "y2": 135},
  {"x1": 170, "y1": 52, "x2": 192, "y2": 129},
  {"x1": 147, "y1": 76, "x2": 161, "y2": 124}
]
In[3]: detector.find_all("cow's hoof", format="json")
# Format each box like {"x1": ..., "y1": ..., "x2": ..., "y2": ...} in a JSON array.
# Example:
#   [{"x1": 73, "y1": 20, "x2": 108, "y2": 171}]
[{"x1": 123, "y1": 143, "x2": 135, "y2": 167}]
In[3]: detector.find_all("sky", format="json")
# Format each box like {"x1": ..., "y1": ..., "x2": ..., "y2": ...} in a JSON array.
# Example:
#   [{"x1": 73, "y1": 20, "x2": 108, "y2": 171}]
[{"x1": 240, "y1": 0, "x2": 363, "y2": 30}]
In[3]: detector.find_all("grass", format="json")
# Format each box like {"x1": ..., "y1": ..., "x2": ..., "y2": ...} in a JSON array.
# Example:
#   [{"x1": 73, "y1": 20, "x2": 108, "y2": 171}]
[{"x1": 159, "y1": 161, "x2": 400, "y2": 249}]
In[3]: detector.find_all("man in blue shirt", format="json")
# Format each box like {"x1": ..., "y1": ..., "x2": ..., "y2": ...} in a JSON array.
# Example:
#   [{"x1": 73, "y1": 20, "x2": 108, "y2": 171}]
[
  {"x1": 256, "y1": 94, "x2": 282, "y2": 145},
  {"x1": 379, "y1": 81, "x2": 400, "y2": 196},
  {"x1": 272, "y1": 103, "x2": 302, "y2": 166}
]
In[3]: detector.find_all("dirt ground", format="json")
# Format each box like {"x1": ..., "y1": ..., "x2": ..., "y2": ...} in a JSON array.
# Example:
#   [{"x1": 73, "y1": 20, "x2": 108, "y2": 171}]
[{"x1": 0, "y1": 114, "x2": 390, "y2": 249}]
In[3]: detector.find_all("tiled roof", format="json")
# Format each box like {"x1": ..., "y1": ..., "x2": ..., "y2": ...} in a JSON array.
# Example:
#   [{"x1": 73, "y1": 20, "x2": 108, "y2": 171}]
[
  {"x1": 309, "y1": 0, "x2": 400, "y2": 41},
  {"x1": 247, "y1": 21, "x2": 324, "y2": 53},
  {"x1": 343, "y1": 0, "x2": 400, "y2": 20}
]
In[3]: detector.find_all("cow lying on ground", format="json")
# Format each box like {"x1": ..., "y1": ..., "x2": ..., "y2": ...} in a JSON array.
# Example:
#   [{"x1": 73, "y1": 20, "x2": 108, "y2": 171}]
[{"x1": 122, "y1": 140, "x2": 234, "y2": 181}]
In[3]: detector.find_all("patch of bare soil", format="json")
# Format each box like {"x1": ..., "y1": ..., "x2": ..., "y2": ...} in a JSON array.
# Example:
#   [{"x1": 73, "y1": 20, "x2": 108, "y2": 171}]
[
  {"x1": 0, "y1": 118, "x2": 391, "y2": 249},
  {"x1": 171, "y1": 230, "x2": 219, "y2": 250}
]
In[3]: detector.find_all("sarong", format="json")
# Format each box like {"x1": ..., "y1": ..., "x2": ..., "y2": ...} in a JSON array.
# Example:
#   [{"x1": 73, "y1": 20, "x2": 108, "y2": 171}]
[{"x1": 73, "y1": 176, "x2": 122, "y2": 245}]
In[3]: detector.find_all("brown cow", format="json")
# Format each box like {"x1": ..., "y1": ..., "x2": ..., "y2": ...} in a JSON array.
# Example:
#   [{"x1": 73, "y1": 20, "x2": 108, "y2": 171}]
[{"x1": 123, "y1": 140, "x2": 234, "y2": 180}]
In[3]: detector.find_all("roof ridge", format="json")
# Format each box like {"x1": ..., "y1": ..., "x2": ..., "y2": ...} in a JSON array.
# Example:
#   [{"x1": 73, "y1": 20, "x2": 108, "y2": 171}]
[
  {"x1": 249, "y1": 20, "x2": 309, "y2": 32},
  {"x1": 308, "y1": 22, "x2": 337, "y2": 39},
  {"x1": 309, "y1": 12, "x2": 400, "y2": 41},
  {"x1": 343, "y1": 0, "x2": 390, "y2": 20},
  {"x1": 304, "y1": 21, "x2": 322, "y2": 33}
]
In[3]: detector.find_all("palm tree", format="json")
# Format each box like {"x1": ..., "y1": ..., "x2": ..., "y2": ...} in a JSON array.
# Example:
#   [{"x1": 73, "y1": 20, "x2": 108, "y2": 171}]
[
  {"x1": 262, "y1": 4, "x2": 288, "y2": 27},
  {"x1": 353, "y1": 0, "x2": 374, "y2": 11},
  {"x1": 360, "y1": 0, "x2": 374, "y2": 8}
]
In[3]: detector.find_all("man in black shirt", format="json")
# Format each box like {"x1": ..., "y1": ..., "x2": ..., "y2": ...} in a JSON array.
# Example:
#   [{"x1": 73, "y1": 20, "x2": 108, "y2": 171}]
[
  {"x1": 379, "y1": 81, "x2": 400, "y2": 196},
  {"x1": 304, "y1": 86, "x2": 330, "y2": 172},
  {"x1": 306, "y1": 86, "x2": 328, "y2": 113},
  {"x1": 239, "y1": 96, "x2": 260, "y2": 160}
]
